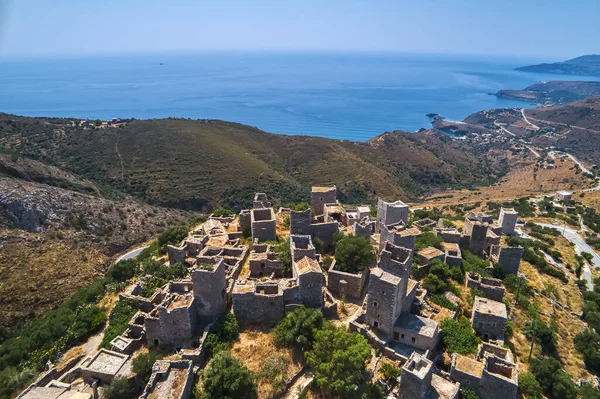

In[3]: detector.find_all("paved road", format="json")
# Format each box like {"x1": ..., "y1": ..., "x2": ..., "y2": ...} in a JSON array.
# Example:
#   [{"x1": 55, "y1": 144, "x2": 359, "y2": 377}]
[
  {"x1": 521, "y1": 108, "x2": 540, "y2": 131},
  {"x1": 537, "y1": 223, "x2": 599, "y2": 291},
  {"x1": 494, "y1": 121, "x2": 516, "y2": 137},
  {"x1": 116, "y1": 245, "x2": 149, "y2": 263}
]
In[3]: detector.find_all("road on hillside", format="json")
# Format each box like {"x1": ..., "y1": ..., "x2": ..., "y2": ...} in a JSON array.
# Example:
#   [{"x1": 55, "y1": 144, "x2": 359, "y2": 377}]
[
  {"x1": 536, "y1": 223, "x2": 599, "y2": 291},
  {"x1": 116, "y1": 245, "x2": 149, "y2": 263}
]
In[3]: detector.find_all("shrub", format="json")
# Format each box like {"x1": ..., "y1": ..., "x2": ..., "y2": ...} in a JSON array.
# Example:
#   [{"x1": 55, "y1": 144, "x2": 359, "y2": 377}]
[
  {"x1": 379, "y1": 363, "x2": 402, "y2": 381},
  {"x1": 306, "y1": 323, "x2": 371, "y2": 398},
  {"x1": 157, "y1": 224, "x2": 189, "y2": 254},
  {"x1": 132, "y1": 352, "x2": 162, "y2": 386},
  {"x1": 101, "y1": 376, "x2": 132, "y2": 399},
  {"x1": 204, "y1": 312, "x2": 239, "y2": 358},
  {"x1": 439, "y1": 317, "x2": 479, "y2": 355},
  {"x1": 100, "y1": 299, "x2": 138, "y2": 349},
  {"x1": 574, "y1": 329, "x2": 600, "y2": 373},
  {"x1": 333, "y1": 234, "x2": 376, "y2": 274},
  {"x1": 202, "y1": 352, "x2": 257, "y2": 399},
  {"x1": 422, "y1": 274, "x2": 447, "y2": 294},
  {"x1": 108, "y1": 259, "x2": 139, "y2": 282},
  {"x1": 529, "y1": 357, "x2": 578, "y2": 399},
  {"x1": 273, "y1": 307, "x2": 324, "y2": 351},
  {"x1": 212, "y1": 208, "x2": 235, "y2": 217},
  {"x1": 518, "y1": 372, "x2": 542, "y2": 399},
  {"x1": 415, "y1": 231, "x2": 443, "y2": 252},
  {"x1": 429, "y1": 294, "x2": 457, "y2": 311}
]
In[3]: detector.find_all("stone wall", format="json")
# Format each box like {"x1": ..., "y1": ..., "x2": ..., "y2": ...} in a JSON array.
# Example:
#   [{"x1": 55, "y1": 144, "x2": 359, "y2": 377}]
[
  {"x1": 251, "y1": 208, "x2": 277, "y2": 243},
  {"x1": 377, "y1": 199, "x2": 409, "y2": 232},
  {"x1": 353, "y1": 220, "x2": 375, "y2": 237},
  {"x1": 327, "y1": 259, "x2": 368, "y2": 300},
  {"x1": 365, "y1": 268, "x2": 400, "y2": 336},
  {"x1": 479, "y1": 356, "x2": 519, "y2": 399},
  {"x1": 290, "y1": 235, "x2": 316, "y2": 262},
  {"x1": 140, "y1": 360, "x2": 194, "y2": 399},
  {"x1": 312, "y1": 221, "x2": 339, "y2": 248},
  {"x1": 311, "y1": 187, "x2": 337, "y2": 216},
  {"x1": 466, "y1": 273, "x2": 505, "y2": 302},
  {"x1": 436, "y1": 228, "x2": 461, "y2": 243},
  {"x1": 145, "y1": 296, "x2": 198, "y2": 349},
  {"x1": 232, "y1": 284, "x2": 285, "y2": 325},
  {"x1": 167, "y1": 244, "x2": 187, "y2": 265},
  {"x1": 399, "y1": 353, "x2": 433, "y2": 399}
]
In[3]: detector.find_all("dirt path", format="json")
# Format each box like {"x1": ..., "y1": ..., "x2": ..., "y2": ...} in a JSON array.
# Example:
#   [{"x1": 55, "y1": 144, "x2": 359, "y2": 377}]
[{"x1": 283, "y1": 368, "x2": 314, "y2": 399}]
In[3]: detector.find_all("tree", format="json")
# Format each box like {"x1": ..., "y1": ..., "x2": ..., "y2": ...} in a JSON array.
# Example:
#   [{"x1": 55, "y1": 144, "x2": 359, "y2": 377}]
[
  {"x1": 273, "y1": 307, "x2": 324, "y2": 351},
  {"x1": 439, "y1": 317, "x2": 479, "y2": 355},
  {"x1": 460, "y1": 388, "x2": 480, "y2": 399},
  {"x1": 212, "y1": 208, "x2": 235, "y2": 217},
  {"x1": 518, "y1": 372, "x2": 542, "y2": 399},
  {"x1": 333, "y1": 235, "x2": 375, "y2": 274},
  {"x1": 580, "y1": 383, "x2": 600, "y2": 399},
  {"x1": 574, "y1": 329, "x2": 600, "y2": 373},
  {"x1": 102, "y1": 376, "x2": 132, "y2": 399},
  {"x1": 157, "y1": 224, "x2": 189, "y2": 253},
  {"x1": 379, "y1": 363, "x2": 401, "y2": 381},
  {"x1": 306, "y1": 323, "x2": 372, "y2": 398},
  {"x1": 202, "y1": 352, "x2": 257, "y2": 399},
  {"x1": 422, "y1": 274, "x2": 447, "y2": 294},
  {"x1": 108, "y1": 259, "x2": 139, "y2": 282},
  {"x1": 133, "y1": 352, "x2": 162, "y2": 386},
  {"x1": 415, "y1": 231, "x2": 443, "y2": 252},
  {"x1": 529, "y1": 357, "x2": 578, "y2": 399},
  {"x1": 523, "y1": 319, "x2": 555, "y2": 355}
]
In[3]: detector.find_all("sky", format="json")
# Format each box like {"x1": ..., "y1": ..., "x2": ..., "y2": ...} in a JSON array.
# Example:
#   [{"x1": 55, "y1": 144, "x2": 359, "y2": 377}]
[{"x1": 0, "y1": 0, "x2": 598, "y2": 59}]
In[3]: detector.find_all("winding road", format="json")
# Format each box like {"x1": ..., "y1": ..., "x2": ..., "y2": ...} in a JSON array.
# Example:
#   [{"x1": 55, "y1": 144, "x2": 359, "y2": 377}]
[
  {"x1": 116, "y1": 245, "x2": 149, "y2": 263},
  {"x1": 536, "y1": 223, "x2": 599, "y2": 291}
]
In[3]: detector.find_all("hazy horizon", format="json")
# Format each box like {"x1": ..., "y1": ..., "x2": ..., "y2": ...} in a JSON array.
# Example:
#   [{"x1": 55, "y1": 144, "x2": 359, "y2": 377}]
[{"x1": 0, "y1": 0, "x2": 598, "y2": 60}]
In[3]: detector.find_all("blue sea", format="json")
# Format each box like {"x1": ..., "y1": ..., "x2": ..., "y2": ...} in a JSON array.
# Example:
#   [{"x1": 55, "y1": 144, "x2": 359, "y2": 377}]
[{"x1": 0, "y1": 52, "x2": 597, "y2": 141}]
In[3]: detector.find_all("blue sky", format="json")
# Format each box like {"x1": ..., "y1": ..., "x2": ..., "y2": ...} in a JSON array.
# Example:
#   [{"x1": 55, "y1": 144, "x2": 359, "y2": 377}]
[{"x1": 0, "y1": 0, "x2": 598, "y2": 59}]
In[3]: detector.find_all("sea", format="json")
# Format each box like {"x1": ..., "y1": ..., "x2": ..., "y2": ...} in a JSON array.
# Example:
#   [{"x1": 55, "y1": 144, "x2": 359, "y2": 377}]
[{"x1": 0, "y1": 52, "x2": 597, "y2": 141}]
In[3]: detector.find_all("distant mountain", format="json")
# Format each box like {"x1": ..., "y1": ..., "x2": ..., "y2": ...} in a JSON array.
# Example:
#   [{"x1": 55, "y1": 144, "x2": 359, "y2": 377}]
[
  {"x1": 495, "y1": 80, "x2": 600, "y2": 105},
  {"x1": 516, "y1": 55, "x2": 600, "y2": 76}
]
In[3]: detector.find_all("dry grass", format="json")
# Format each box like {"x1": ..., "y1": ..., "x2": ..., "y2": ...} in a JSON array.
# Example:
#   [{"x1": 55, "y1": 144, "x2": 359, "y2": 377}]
[
  {"x1": 418, "y1": 155, "x2": 590, "y2": 207},
  {"x1": 230, "y1": 329, "x2": 304, "y2": 399}
]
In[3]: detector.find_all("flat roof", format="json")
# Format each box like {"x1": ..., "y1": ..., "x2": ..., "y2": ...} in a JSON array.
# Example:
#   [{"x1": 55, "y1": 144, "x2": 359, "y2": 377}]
[
  {"x1": 473, "y1": 297, "x2": 507, "y2": 318},
  {"x1": 441, "y1": 242, "x2": 460, "y2": 251},
  {"x1": 454, "y1": 354, "x2": 483, "y2": 377},
  {"x1": 394, "y1": 313, "x2": 438, "y2": 338},
  {"x1": 166, "y1": 293, "x2": 193, "y2": 310},
  {"x1": 397, "y1": 227, "x2": 421, "y2": 237},
  {"x1": 85, "y1": 349, "x2": 129, "y2": 376},
  {"x1": 431, "y1": 374, "x2": 460, "y2": 399}
]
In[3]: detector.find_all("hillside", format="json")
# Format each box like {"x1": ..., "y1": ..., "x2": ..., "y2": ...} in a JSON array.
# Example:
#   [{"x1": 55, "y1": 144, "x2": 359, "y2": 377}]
[
  {"x1": 516, "y1": 54, "x2": 600, "y2": 76},
  {"x1": 0, "y1": 114, "x2": 501, "y2": 210},
  {"x1": 496, "y1": 80, "x2": 600, "y2": 105},
  {"x1": 0, "y1": 167, "x2": 194, "y2": 327}
]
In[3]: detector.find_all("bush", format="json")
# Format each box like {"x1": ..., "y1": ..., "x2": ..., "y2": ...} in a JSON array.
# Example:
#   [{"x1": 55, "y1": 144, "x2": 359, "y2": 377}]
[
  {"x1": 306, "y1": 323, "x2": 371, "y2": 398},
  {"x1": 157, "y1": 224, "x2": 189, "y2": 254},
  {"x1": 379, "y1": 363, "x2": 402, "y2": 381},
  {"x1": 100, "y1": 299, "x2": 138, "y2": 349},
  {"x1": 204, "y1": 312, "x2": 239, "y2": 358},
  {"x1": 422, "y1": 274, "x2": 447, "y2": 294},
  {"x1": 574, "y1": 329, "x2": 600, "y2": 373},
  {"x1": 415, "y1": 231, "x2": 443, "y2": 252},
  {"x1": 439, "y1": 317, "x2": 479, "y2": 355},
  {"x1": 212, "y1": 208, "x2": 235, "y2": 217},
  {"x1": 108, "y1": 259, "x2": 139, "y2": 282},
  {"x1": 202, "y1": 352, "x2": 257, "y2": 399},
  {"x1": 273, "y1": 307, "x2": 324, "y2": 351},
  {"x1": 257, "y1": 353, "x2": 289, "y2": 396},
  {"x1": 518, "y1": 372, "x2": 542, "y2": 399},
  {"x1": 333, "y1": 234, "x2": 375, "y2": 274},
  {"x1": 523, "y1": 319, "x2": 555, "y2": 354},
  {"x1": 102, "y1": 376, "x2": 132, "y2": 399},
  {"x1": 529, "y1": 357, "x2": 578, "y2": 399},
  {"x1": 429, "y1": 294, "x2": 457, "y2": 311},
  {"x1": 271, "y1": 240, "x2": 292, "y2": 275}
]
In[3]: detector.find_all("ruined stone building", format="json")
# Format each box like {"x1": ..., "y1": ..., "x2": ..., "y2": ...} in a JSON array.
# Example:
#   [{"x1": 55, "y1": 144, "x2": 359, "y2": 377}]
[
  {"x1": 232, "y1": 281, "x2": 285, "y2": 325},
  {"x1": 450, "y1": 343, "x2": 518, "y2": 399},
  {"x1": 289, "y1": 205, "x2": 339, "y2": 248},
  {"x1": 471, "y1": 296, "x2": 508, "y2": 341},
  {"x1": 417, "y1": 246, "x2": 445, "y2": 265},
  {"x1": 466, "y1": 273, "x2": 505, "y2": 302},
  {"x1": 251, "y1": 207, "x2": 277, "y2": 243},
  {"x1": 435, "y1": 226, "x2": 461, "y2": 244},
  {"x1": 442, "y1": 242, "x2": 462, "y2": 267},
  {"x1": 353, "y1": 218, "x2": 376, "y2": 238},
  {"x1": 192, "y1": 258, "x2": 228, "y2": 323},
  {"x1": 498, "y1": 208, "x2": 518, "y2": 235},
  {"x1": 376, "y1": 199, "x2": 409, "y2": 232},
  {"x1": 327, "y1": 258, "x2": 369, "y2": 300},
  {"x1": 291, "y1": 235, "x2": 324, "y2": 308},
  {"x1": 379, "y1": 222, "x2": 419, "y2": 251},
  {"x1": 399, "y1": 352, "x2": 460, "y2": 399},
  {"x1": 311, "y1": 186, "x2": 337, "y2": 215},
  {"x1": 253, "y1": 192, "x2": 272, "y2": 209},
  {"x1": 248, "y1": 243, "x2": 283, "y2": 277},
  {"x1": 139, "y1": 360, "x2": 194, "y2": 399}
]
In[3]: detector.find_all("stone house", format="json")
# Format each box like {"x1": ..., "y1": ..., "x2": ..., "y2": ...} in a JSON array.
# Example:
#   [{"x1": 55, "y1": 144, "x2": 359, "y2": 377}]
[
  {"x1": 248, "y1": 243, "x2": 282, "y2": 277},
  {"x1": 376, "y1": 199, "x2": 409, "y2": 232},
  {"x1": 471, "y1": 297, "x2": 508, "y2": 341},
  {"x1": 466, "y1": 273, "x2": 505, "y2": 302},
  {"x1": 289, "y1": 206, "x2": 340, "y2": 248},
  {"x1": 490, "y1": 245, "x2": 523, "y2": 275},
  {"x1": 293, "y1": 255, "x2": 324, "y2": 308},
  {"x1": 251, "y1": 207, "x2": 277, "y2": 243},
  {"x1": 353, "y1": 218, "x2": 376, "y2": 238},
  {"x1": 392, "y1": 313, "x2": 440, "y2": 352},
  {"x1": 379, "y1": 222, "x2": 420, "y2": 251},
  {"x1": 498, "y1": 208, "x2": 518, "y2": 235},
  {"x1": 191, "y1": 258, "x2": 227, "y2": 323},
  {"x1": 556, "y1": 190, "x2": 573, "y2": 202},
  {"x1": 311, "y1": 186, "x2": 337, "y2": 216},
  {"x1": 399, "y1": 352, "x2": 460, "y2": 399},
  {"x1": 253, "y1": 192, "x2": 272, "y2": 208},
  {"x1": 435, "y1": 227, "x2": 461, "y2": 244},
  {"x1": 417, "y1": 246, "x2": 445, "y2": 265}
]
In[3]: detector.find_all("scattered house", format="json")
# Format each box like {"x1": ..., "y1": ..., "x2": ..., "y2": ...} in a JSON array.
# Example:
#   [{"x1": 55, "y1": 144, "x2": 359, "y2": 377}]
[
  {"x1": 417, "y1": 247, "x2": 445, "y2": 265},
  {"x1": 556, "y1": 190, "x2": 573, "y2": 202},
  {"x1": 232, "y1": 281, "x2": 285, "y2": 325},
  {"x1": 399, "y1": 352, "x2": 460, "y2": 399},
  {"x1": 248, "y1": 243, "x2": 283, "y2": 277},
  {"x1": 327, "y1": 258, "x2": 369, "y2": 300},
  {"x1": 471, "y1": 297, "x2": 508, "y2": 342},
  {"x1": 380, "y1": 223, "x2": 420, "y2": 251},
  {"x1": 311, "y1": 186, "x2": 337, "y2": 216},
  {"x1": 435, "y1": 226, "x2": 461, "y2": 244}
]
